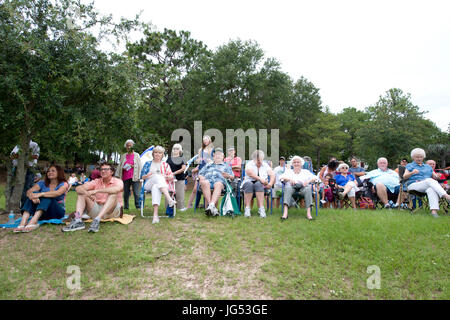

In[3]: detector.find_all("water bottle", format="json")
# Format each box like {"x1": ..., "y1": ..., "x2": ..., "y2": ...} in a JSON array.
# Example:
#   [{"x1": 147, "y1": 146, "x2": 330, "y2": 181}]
[{"x1": 8, "y1": 211, "x2": 15, "y2": 225}]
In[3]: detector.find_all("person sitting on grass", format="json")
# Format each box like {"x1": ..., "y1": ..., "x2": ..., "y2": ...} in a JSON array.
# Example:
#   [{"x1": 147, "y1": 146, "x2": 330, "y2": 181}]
[
  {"x1": 62, "y1": 162, "x2": 124, "y2": 233},
  {"x1": 404, "y1": 148, "x2": 450, "y2": 218},
  {"x1": 362, "y1": 157, "x2": 401, "y2": 209},
  {"x1": 14, "y1": 165, "x2": 68, "y2": 233},
  {"x1": 198, "y1": 148, "x2": 235, "y2": 216},
  {"x1": 335, "y1": 163, "x2": 358, "y2": 209},
  {"x1": 279, "y1": 156, "x2": 318, "y2": 221}
]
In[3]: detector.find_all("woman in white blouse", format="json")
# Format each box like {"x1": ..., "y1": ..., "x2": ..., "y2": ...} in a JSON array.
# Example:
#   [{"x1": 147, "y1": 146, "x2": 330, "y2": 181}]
[{"x1": 280, "y1": 156, "x2": 318, "y2": 221}]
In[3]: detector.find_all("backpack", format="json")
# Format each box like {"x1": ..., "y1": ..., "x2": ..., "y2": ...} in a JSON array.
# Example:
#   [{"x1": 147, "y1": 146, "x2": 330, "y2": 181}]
[{"x1": 358, "y1": 196, "x2": 375, "y2": 210}]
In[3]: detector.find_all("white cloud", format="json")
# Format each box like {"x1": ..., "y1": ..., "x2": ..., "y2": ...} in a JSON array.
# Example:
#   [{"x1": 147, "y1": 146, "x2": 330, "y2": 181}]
[{"x1": 92, "y1": 0, "x2": 450, "y2": 131}]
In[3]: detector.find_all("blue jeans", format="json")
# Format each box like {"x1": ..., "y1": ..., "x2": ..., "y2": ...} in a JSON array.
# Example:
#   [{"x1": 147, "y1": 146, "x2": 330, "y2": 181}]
[{"x1": 21, "y1": 197, "x2": 65, "y2": 220}]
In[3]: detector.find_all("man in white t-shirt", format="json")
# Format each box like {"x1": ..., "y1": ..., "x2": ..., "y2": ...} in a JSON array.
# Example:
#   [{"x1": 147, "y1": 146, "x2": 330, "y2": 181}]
[
  {"x1": 242, "y1": 150, "x2": 275, "y2": 218},
  {"x1": 280, "y1": 156, "x2": 318, "y2": 220}
]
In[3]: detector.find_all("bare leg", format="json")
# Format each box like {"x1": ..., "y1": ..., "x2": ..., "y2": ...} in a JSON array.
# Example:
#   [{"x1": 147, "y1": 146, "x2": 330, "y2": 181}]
[
  {"x1": 341, "y1": 184, "x2": 353, "y2": 197},
  {"x1": 187, "y1": 180, "x2": 198, "y2": 208},
  {"x1": 306, "y1": 206, "x2": 312, "y2": 219},
  {"x1": 210, "y1": 182, "x2": 223, "y2": 206},
  {"x1": 244, "y1": 192, "x2": 253, "y2": 208},
  {"x1": 14, "y1": 211, "x2": 30, "y2": 232},
  {"x1": 76, "y1": 193, "x2": 95, "y2": 216},
  {"x1": 349, "y1": 196, "x2": 357, "y2": 209},
  {"x1": 153, "y1": 204, "x2": 159, "y2": 219},
  {"x1": 375, "y1": 183, "x2": 388, "y2": 205},
  {"x1": 26, "y1": 210, "x2": 43, "y2": 227},
  {"x1": 200, "y1": 180, "x2": 212, "y2": 206},
  {"x1": 159, "y1": 187, "x2": 174, "y2": 206},
  {"x1": 282, "y1": 204, "x2": 288, "y2": 218},
  {"x1": 255, "y1": 191, "x2": 264, "y2": 209},
  {"x1": 96, "y1": 194, "x2": 118, "y2": 220}
]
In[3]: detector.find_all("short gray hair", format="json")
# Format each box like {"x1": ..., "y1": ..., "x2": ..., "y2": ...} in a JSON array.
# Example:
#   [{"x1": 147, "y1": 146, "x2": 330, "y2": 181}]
[
  {"x1": 290, "y1": 156, "x2": 305, "y2": 167},
  {"x1": 152, "y1": 145, "x2": 165, "y2": 155},
  {"x1": 411, "y1": 148, "x2": 426, "y2": 159},
  {"x1": 337, "y1": 162, "x2": 349, "y2": 172},
  {"x1": 377, "y1": 157, "x2": 388, "y2": 164},
  {"x1": 172, "y1": 143, "x2": 183, "y2": 155},
  {"x1": 251, "y1": 150, "x2": 265, "y2": 160},
  {"x1": 124, "y1": 139, "x2": 135, "y2": 148}
]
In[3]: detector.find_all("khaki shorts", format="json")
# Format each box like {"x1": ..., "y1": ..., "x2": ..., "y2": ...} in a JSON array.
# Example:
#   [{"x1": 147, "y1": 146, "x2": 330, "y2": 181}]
[{"x1": 86, "y1": 202, "x2": 122, "y2": 219}]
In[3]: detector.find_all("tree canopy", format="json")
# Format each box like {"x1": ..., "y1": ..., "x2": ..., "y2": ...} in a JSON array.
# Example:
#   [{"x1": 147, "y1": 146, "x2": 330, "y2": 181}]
[{"x1": 1, "y1": 0, "x2": 448, "y2": 212}]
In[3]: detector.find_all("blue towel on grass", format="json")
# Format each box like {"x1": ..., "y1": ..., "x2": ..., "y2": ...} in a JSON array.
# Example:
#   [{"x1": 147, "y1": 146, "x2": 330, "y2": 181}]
[{"x1": 0, "y1": 216, "x2": 68, "y2": 228}]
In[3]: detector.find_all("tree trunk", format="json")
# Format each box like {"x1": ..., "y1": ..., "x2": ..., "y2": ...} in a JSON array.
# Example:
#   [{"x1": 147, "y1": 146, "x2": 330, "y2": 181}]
[
  {"x1": 4, "y1": 160, "x2": 13, "y2": 214},
  {"x1": 7, "y1": 132, "x2": 29, "y2": 213}
]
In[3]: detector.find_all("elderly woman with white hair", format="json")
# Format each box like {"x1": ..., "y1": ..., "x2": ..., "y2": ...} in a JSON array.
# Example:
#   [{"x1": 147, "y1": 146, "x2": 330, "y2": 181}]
[
  {"x1": 167, "y1": 144, "x2": 187, "y2": 211},
  {"x1": 279, "y1": 156, "x2": 318, "y2": 220},
  {"x1": 241, "y1": 150, "x2": 275, "y2": 218},
  {"x1": 404, "y1": 148, "x2": 450, "y2": 218},
  {"x1": 116, "y1": 139, "x2": 142, "y2": 210},
  {"x1": 140, "y1": 146, "x2": 176, "y2": 223},
  {"x1": 334, "y1": 162, "x2": 358, "y2": 209}
]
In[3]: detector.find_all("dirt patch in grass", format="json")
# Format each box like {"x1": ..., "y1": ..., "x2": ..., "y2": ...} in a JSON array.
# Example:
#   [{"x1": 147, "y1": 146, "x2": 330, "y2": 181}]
[{"x1": 128, "y1": 219, "x2": 273, "y2": 300}]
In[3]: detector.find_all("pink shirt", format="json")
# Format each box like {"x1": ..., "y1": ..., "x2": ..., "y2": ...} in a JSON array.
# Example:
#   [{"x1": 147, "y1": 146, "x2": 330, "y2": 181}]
[
  {"x1": 224, "y1": 156, "x2": 242, "y2": 178},
  {"x1": 122, "y1": 153, "x2": 135, "y2": 181},
  {"x1": 84, "y1": 177, "x2": 124, "y2": 206}
]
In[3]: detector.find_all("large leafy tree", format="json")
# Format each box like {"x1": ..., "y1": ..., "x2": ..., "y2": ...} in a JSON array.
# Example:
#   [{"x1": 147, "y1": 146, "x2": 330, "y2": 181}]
[
  {"x1": 354, "y1": 88, "x2": 442, "y2": 168},
  {"x1": 0, "y1": 0, "x2": 140, "y2": 211},
  {"x1": 296, "y1": 109, "x2": 349, "y2": 169},
  {"x1": 336, "y1": 107, "x2": 370, "y2": 162}
]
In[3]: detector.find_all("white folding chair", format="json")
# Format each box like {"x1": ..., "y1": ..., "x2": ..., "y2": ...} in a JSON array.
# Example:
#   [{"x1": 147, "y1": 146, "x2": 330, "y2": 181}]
[{"x1": 139, "y1": 179, "x2": 177, "y2": 218}]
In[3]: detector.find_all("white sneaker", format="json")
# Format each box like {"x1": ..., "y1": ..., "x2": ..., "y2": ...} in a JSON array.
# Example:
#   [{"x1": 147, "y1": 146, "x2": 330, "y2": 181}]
[
  {"x1": 211, "y1": 206, "x2": 219, "y2": 216},
  {"x1": 81, "y1": 214, "x2": 90, "y2": 220},
  {"x1": 258, "y1": 207, "x2": 266, "y2": 218},
  {"x1": 205, "y1": 203, "x2": 214, "y2": 216},
  {"x1": 179, "y1": 208, "x2": 188, "y2": 212},
  {"x1": 244, "y1": 207, "x2": 251, "y2": 218},
  {"x1": 152, "y1": 216, "x2": 160, "y2": 224}
]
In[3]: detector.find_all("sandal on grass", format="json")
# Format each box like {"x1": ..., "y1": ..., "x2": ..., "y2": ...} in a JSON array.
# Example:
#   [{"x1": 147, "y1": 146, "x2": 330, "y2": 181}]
[
  {"x1": 13, "y1": 225, "x2": 26, "y2": 233},
  {"x1": 23, "y1": 224, "x2": 39, "y2": 233}
]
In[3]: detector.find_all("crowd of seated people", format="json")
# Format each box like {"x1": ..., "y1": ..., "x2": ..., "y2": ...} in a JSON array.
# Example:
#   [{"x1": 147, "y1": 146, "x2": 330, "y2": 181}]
[{"x1": 11, "y1": 142, "x2": 450, "y2": 234}]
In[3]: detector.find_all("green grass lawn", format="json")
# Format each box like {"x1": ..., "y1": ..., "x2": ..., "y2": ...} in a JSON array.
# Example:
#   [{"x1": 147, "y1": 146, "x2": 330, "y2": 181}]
[{"x1": 0, "y1": 186, "x2": 449, "y2": 299}]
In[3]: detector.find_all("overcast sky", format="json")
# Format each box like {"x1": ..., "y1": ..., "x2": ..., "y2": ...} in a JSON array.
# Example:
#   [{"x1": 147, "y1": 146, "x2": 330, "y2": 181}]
[{"x1": 93, "y1": 0, "x2": 450, "y2": 131}]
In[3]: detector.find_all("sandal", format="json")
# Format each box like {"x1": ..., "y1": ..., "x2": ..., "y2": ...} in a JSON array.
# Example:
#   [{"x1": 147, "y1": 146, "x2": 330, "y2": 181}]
[
  {"x1": 23, "y1": 224, "x2": 40, "y2": 233},
  {"x1": 13, "y1": 225, "x2": 26, "y2": 233}
]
